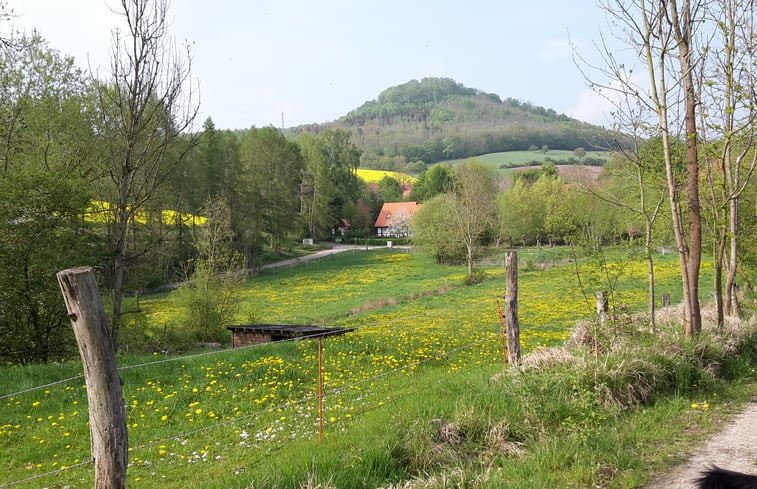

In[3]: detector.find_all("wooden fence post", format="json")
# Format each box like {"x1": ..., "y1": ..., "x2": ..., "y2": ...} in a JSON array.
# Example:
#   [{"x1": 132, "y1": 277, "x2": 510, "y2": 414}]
[
  {"x1": 661, "y1": 293, "x2": 670, "y2": 308},
  {"x1": 505, "y1": 252, "x2": 521, "y2": 365},
  {"x1": 596, "y1": 291, "x2": 609, "y2": 327},
  {"x1": 57, "y1": 267, "x2": 128, "y2": 489}
]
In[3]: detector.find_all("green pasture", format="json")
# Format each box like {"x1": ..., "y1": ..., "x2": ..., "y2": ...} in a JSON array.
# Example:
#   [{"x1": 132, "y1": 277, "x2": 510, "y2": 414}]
[
  {"x1": 438, "y1": 149, "x2": 611, "y2": 172},
  {"x1": 1, "y1": 248, "x2": 740, "y2": 489}
]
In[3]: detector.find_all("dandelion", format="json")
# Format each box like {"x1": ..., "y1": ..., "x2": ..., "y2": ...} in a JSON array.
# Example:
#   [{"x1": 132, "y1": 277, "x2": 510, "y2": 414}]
[{"x1": 691, "y1": 403, "x2": 698, "y2": 409}]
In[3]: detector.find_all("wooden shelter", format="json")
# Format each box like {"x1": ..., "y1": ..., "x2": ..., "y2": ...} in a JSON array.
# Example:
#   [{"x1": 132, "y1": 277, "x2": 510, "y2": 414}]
[{"x1": 227, "y1": 324, "x2": 355, "y2": 348}]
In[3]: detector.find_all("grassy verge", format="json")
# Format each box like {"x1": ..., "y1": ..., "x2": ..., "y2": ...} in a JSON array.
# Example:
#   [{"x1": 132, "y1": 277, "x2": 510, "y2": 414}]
[{"x1": 228, "y1": 315, "x2": 756, "y2": 489}]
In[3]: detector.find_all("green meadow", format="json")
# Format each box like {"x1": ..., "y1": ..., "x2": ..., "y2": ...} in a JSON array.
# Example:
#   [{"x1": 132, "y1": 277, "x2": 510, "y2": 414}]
[
  {"x1": 2, "y1": 248, "x2": 754, "y2": 489},
  {"x1": 438, "y1": 149, "x2": 611, "y2": 171}
]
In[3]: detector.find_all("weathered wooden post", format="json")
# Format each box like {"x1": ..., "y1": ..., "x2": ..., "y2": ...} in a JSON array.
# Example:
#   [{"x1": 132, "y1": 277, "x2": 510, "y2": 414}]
[
  {"x1": 505, "y1": 251, "x2": 521, "y2": 365},
  {"x1": 57, "y1": 267, "x2": 128, "y2": 489},
  {"x1": 661, "y1": 293, "x2": 670, "y2": 308},
  {"x1": 596, "y1": 291, "x2": 609, "y2": 327}
]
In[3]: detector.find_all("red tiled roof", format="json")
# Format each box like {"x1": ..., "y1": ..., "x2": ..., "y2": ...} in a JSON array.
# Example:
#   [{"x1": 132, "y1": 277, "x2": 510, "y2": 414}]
[{"x1": 374, "y1": 201, "x2": 422, "y2": 228}]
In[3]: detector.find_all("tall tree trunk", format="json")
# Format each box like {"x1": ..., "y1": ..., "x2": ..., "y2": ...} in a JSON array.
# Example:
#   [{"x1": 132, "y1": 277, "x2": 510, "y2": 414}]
[
  {"x1": 714, "y1": 231, "x2": 726, "y2": 330},
  {"x1": 725, "y1": 198, "x2": 739, "y2": 315},
  {"x1": 645, "y1": 220, "x2": 656, "y2": 332},
  {"x1": 669, "y1": 0, "x2": 702, "y2": 335}
]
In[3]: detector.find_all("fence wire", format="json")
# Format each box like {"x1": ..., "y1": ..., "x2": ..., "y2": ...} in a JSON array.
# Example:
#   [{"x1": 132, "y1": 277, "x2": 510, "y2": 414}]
[
  {"x1": 0, "y1": 328, "x2": 494, "y2": 488},
  {"x1": 0, "y1": 296, "x2": 496, "y2": 401}
]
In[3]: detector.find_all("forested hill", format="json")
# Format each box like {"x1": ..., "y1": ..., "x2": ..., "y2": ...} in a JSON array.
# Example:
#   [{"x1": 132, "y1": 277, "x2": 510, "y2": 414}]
[{"x1": 290, "y1": 77, "x2": 612, "y2": 169}]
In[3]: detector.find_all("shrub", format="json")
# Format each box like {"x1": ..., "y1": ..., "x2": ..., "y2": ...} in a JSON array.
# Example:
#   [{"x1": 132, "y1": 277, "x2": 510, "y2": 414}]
[{"x1": 463, "y1": 268, "x2": 487, "y2": 286}]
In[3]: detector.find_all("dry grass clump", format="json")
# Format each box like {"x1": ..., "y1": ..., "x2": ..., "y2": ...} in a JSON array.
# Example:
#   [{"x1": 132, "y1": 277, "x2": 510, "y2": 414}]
[
  {"x1": 593, "y1": 355, "x2": 662, "y2": 408},
  {"x1": 380, "y1": 467, "x2": 496, "y2": 489},
  {"x1": 519, "y1": 345, "x2": 586, "y2": 371},
  {"x1": 350, "y1": 286, "x2": 453, "y2": 315},
  {"x1": 505, "y1": 306, "x2": 755, "y2": 410},
  {"x1": 484, "y1": 420, "x2": 524, "y2": 459},
  {"x1": 565, "y1": 320, "x2": 598, "y2": 349}
]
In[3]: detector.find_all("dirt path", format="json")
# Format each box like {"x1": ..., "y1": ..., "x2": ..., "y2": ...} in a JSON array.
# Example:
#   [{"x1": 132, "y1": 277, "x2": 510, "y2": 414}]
[
  {"x1": 643, "y1": 397, "x2": 757, "y2": 488},
  {"x1": 257, "y1": 244, "x2": 388, "y2": 271}
]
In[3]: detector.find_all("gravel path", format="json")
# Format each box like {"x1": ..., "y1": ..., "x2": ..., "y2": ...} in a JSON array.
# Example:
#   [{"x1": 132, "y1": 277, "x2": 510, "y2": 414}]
[{"x1": 643, "y1": 398, "x2": 757, "y2": 488}]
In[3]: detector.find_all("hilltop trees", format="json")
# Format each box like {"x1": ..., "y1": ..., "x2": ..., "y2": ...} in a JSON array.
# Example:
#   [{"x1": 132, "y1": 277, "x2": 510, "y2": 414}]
[{"x1": 299, "y1": 77, "x2": 610, "y2": 166}]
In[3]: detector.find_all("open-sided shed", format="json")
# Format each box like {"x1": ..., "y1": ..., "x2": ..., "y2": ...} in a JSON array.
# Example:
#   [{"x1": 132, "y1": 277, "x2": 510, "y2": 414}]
[{"x1": 227, "y1": 324, "x2": 355, "y2": 348}]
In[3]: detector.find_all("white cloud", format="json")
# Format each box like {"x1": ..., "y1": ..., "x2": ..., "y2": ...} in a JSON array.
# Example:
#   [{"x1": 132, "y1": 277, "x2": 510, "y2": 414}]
[
  {"x1": 538, "y1": 38, "x2": 573, "y2": 61},
  {"x1": 567, "y1": 87, "x2": 614, "y2": 126}
]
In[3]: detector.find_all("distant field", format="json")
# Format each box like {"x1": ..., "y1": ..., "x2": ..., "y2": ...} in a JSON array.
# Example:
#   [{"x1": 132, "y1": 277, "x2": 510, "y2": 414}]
[
  {"x1": 354, "y1": 169, "x2": 417, "y2": 184},
  {"x1": 439, "y1": 149, "x2": 612, "y2": 170}
]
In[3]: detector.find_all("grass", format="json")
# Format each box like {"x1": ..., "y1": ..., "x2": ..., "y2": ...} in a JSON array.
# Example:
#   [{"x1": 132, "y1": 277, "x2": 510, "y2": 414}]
[
  {"x1": 1, "y1": 247, "x2": 753, "y2": 489},
  {"x1": 438, "y1": 149, "x2": 612, "y2": 171}
]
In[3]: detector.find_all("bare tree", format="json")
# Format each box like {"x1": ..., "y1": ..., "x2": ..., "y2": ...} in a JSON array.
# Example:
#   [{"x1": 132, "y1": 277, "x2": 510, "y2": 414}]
[
  {"x1": 0, "y1": 3, "x2": 14, "y2": 48},
  {"x1": 581, "y1": 0, "x2": 706, "y2": 336},
  {"x1": 699, "y1": 0, "x2": 757, "y2": 328},
  {"x1": 94, "y1": 0, "x2": 198, "y2": 350}
]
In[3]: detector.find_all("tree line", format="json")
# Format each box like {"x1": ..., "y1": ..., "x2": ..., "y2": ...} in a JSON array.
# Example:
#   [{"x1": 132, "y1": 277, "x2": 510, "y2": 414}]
[
  {"x1": 1, "y1": 0, "x2": 754, "y2": 363},
  {"x1": 0, "y1": 1, "x2": 381, "y2": 364}
]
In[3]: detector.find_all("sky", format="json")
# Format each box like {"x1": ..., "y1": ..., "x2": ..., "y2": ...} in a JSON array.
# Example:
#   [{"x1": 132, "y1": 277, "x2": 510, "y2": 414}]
[{"x1": 3, "y1": 0, "x2": 623, "y2": 131}]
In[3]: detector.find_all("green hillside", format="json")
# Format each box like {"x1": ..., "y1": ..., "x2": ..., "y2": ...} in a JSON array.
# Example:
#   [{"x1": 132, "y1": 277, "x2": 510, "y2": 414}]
[{"x1": 290, "y1": 77, "x2": 614, "y2": 169}]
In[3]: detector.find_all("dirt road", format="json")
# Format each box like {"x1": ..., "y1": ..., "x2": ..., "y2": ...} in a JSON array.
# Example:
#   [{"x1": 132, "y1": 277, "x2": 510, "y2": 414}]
[{"x1": 643, "y1": 398, "x2": 757, "y2": 488}]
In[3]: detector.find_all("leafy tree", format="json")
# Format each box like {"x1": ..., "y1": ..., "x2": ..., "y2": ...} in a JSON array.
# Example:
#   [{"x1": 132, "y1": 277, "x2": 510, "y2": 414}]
[
  {"x1": 0, "y1": 34, "x2": 98, "y2": 363},
  {"x1": 239, "y1": 126, "x2": 303, "y2": 252},
  {"x1": 169, "y1": 197, "x2": 243, "y2": 347},
  {"x1": 411, "y1": 194, "x2": 466, "y2": 264},
  {"x1": 410, "y1": 164, "x2": 453, "y2": 201},
  {"x1": 511, "y1": 161, "x2": 558, "y2": 186},
  {"x1": 588, "y1": 137, "x2": 671, "y2": 329},
  {"x1": 92, "y1": 0, "x2": 198, "y2": 350},
  {"x1": 413, "y1": 159, "x2": 497, "y2": 276},
  {"x1": 451, "y1": 159, "x2": 498, "y2": 275},
  {"x1": 377, "y1": 175, "x2": 402, "y2": 202},
  {"x1": 298, "y1": 129, "x2": 361, "y2": 239},
  {"x1": 698, "y1": 0, "x2": 757, "y2": 325},
  {"x1": 499, "y1": 174, "x2": 559, "y2": 245}
]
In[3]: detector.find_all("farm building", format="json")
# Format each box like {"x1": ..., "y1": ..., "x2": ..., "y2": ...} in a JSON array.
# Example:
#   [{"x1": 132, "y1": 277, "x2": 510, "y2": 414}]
[
  {"x1": 227, "y1": 324, "x2": 354, "y2": 347},
  {"x1": 374, "y1": 201, "x2": 422, "y2": 237}
]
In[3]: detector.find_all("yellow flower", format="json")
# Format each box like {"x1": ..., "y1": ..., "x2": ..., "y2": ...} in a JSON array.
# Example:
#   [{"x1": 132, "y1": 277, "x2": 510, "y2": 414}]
[{"x1": 691, "y1": 403, "x2": 698, "y2": 409}]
